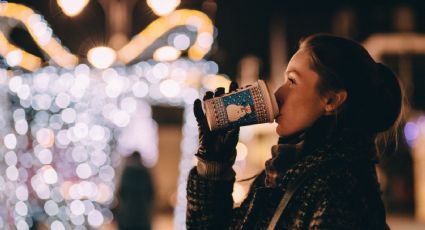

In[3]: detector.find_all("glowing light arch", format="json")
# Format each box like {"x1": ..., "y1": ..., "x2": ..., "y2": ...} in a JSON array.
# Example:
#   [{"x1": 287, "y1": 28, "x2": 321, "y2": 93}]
[
  {"x1": 117, "y1": 9, "x2": 214, "y2": 64},
  {"x1": 0, "y1": 2, "x2": 79, "y2": 69},
  {"x1": 0, "y1": 3, "x2": 214, "y2": 71}
]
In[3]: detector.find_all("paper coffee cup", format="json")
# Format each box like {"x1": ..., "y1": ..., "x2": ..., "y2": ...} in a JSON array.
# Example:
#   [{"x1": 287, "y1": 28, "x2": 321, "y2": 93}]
[{"x1": 204, "y1": 80, "x2": 279, "y2": 130}]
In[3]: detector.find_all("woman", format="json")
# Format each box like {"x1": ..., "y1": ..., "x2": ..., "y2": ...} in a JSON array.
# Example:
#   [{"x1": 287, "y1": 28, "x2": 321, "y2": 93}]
[{"x1": 186, "y1": 34, "x2": 402, "y2": 229}]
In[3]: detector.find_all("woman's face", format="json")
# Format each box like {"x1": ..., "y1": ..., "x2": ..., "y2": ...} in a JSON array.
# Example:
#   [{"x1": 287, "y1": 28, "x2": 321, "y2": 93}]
[{"x1": 274, "y1": 48, "x2": 327, "y2": 137}]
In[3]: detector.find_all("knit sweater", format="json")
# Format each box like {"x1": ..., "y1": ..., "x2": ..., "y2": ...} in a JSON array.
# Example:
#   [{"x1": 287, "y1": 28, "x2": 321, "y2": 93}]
[{"x1": 186, "y1": 119, "x2": 390, "y2": 229}]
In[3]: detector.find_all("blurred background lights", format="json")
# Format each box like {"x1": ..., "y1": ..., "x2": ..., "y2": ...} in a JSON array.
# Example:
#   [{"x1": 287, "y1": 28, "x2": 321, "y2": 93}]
[
  {"x1": 160, "y1": 79, "x2": 181, "y2": 98},
  {"x1": 44, "y1": 200, "x2": 59, "y2": 216},
  {"x1": 147, "y1": 0, "x2": 181, "y2": 16},
  {"x1": 51, "y1": 220, "x2": 65, "y2": 230},
  {"x1": 87, "y1": 209, "x2": 104, "y2": 227},
  {"x1": 15, "y1": 185, "x2": 29, "y2": 201},
  {"x1": 5, "y1": 151, "x2": 17, "y2": 166},
  {"x1": 153, "y1": 46, "x2": 182, "y2": 62},
  {"x1": 36, "y1": 128, "x2": 55, "y2": 148},
  {"x1": 70, "y1": 200, "x2": 85, "y2": 216},
  {"x1": 172, "y1": 34, "x2": 191, "y2": 50},
  {"x1": 42, "y1": 166, "x2": 58, "y2": 184},
  {"x1": 4, "y1": 133, "x2": 17, "y2": 149},
  {"x1": 76, "y1": 163, "x2": 92, "y2": 179},
  {"x1": 6, "y1": 166, "x2": 18, "y2": 181},
  {"x1": 87, "y1": 46, "x2": 116, "y2": 69},
  {"x1": 15, "y1": 201, "x2": 28, "y2": 216},
  {"x1": 6, "y1": 50, "x2": 23, "y2": 67},
  {"x1": 15, "y1": 120, "x2": 28, "y2": 135},
  {"x1": 132, "y1": 81, "x2": 149, "y2": 98},
  {"x1": 57, "y1": 0, "x2": 89, "y2": 17},
  {"x1": 61, "y1": 108, "x2": 77, "y2": 124}
]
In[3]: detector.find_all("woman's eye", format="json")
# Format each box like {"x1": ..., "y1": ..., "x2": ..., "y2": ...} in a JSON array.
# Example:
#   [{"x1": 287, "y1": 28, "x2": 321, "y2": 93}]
[{"x1": 288, "y1": 77, "x2": 296, "y2": 85}]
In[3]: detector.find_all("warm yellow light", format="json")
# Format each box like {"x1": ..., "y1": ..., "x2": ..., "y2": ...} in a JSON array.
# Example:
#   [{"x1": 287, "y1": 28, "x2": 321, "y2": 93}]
[
  {"x1": 153, "y1": 46, "x2": 181, "y2": 62},
  {"x1": 147, "y1": 0, "x2": 180, "y2": 16},
  {"x1": 202, "y1": 74, "x2": 231, "y2": 91},
  {"x1": 87, "y1": 46, "x2": 116, "y2": 69},
  {"x1": 117, "y1": 9, "x2": 214, "y2": 64},
  {"x1": 57, "y1": 0, "x2": 89, "y2": 17},
  {"x1": 0, "y1": 3, "x2": 79, "y2": 70}
]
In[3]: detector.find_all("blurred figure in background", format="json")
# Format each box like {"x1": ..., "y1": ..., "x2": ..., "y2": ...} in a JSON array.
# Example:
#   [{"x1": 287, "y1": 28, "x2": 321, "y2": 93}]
[{"x1": 115, "y1": 151, "x2": 154, "y2": 230}]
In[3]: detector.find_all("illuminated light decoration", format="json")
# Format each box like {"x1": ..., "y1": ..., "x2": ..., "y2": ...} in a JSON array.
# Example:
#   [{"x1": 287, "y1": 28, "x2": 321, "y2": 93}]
[
  {"x1": 57, "y1": 0, "x2": 89, "y2": 17},
  {"x1": 0, "y1": 2, "x2": 79, "y2": 68},
  {"x1": 0, "y1": 3, "x2": 219, "y2": 229},
  {"x1": 153, "y1": 46, "x2": 182, "y2": 62},
  {"x1": 118, "y1": 9, "x2": 214, "y2": 63},
  {"x1": 0, "y1": 58, "x2": 223, "y2": 229},
  {"x1": 0, "y1": 3, "x2": 213, "y2": 72},
  {"x1": 147, "y1": 0, "x2": 181, "y2": 16},
  {"x1": 0, "y1": 32, "x2": 42, "y2": 71},
  {"x1": 87, "y1": 46, "x2": 116, "y2": 69}
]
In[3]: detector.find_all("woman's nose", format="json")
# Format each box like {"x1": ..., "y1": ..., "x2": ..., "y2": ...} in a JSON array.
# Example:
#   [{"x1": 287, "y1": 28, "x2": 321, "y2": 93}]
[{"x1": 274, "y1": 86, "x2": 284, "y2": 107}]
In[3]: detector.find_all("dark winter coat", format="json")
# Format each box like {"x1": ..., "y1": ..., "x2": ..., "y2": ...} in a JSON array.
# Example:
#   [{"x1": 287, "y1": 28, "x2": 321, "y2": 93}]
[{"x1": 186, "y1": 119, "x2": 390, "y2": 229}]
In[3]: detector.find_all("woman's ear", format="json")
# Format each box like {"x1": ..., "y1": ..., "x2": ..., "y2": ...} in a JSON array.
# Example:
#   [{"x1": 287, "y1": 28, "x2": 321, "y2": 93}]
[{"x1": 323, "y1": 90, "x2": 347, "y2": 114}]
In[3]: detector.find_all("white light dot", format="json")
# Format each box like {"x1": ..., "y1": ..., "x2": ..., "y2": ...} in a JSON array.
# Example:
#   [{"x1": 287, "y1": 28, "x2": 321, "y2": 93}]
[
  {"x1": 4, "y1": 133, "x2": 17, "y2": 149},
  {"x1": 72, "y1": 146, "x2": 88, "y2": 162},
  {"x1": 71, "y1": 214, "x2": 85, "y2": 226},
  {"x1": 17, "y1": 84, "x2": 31, "y2": 99},
  {"x1": 89, "y1": 125, "x2": 105, "y2": 141},
  {"x1": 6, "y1": 165, "x2": 18, "y2": 181},
  {"x1": 72, "y1": 122, "x2": 89, "y2": 139},
  {"x1": 87, "y1": 210, "x2": 104, "y2": 227},
  {"x1": 75, "y1": 64, "x2": 90, "y2": 77},
  {"x1": 112, "y1": 110, "x2": 130, "y2": 127},
  {"x1": 13, "y1": 108, "x2": 26, "y2": 121},
  {"x1": 152, "y1": 63, "x2": 169, "y2": 79},
  {"x1": 6, "y1": 50, "x2": 23, "y2": 67},
  {"x1": 132, "y1": 81, "x2": 149, "y2": 98},
  {"x1": 70, "y1": 200, "x2": 85, "y2": 216},
  {"x1": 120, "y1": 97, "x2": 137, "y2": 113},
  {"x1": 74, "y1": 73, "x2": 90, "y2": 89},
  {"x1": 90, "y1": 151, "x2": 107, "y2": 167},
  {"x1": 5, "y1": 151, "x2": 18, "y2": 166},
  {"x1": 42, "y1": 166, "x2": 58, "y2": 184},
  {"x1": 37, "y1": 148, "x2": 53, "y2": 164},
  {"x1": 76, "y1": 163, "x2": 92, "y2": 179},
  {"x1": 105, "y1": 78, "x2": 123, "y2": 98},
  {"x1": 15, "y1": 120, "x2": 28, "y2": 135},
  {"x1": 44, "y1": 200, "x2": 59, "y2": 216},
  {"x1": 35, "y1": 183, "x2": 50, "y2": 199},
  {"x1": 159, "y1": 79, "x2": 180, "y2": 98},
  {"x1": 173, "y1": 34, "x2": 191, "y2": 50},
  {"x1": 56, "y1": 130, "x2": 71, "y2": 146},
  {"x1": 36, "y1": 128, "x2": 55, "y2": 148},
  {"x1": 51, "y1": 220, "x2": 65, "y2": 230},
  {"x1": 87, "y1": 46, "x2": 116, "y2": 69},
  {"x1": 9, "y1": 76, "x2": 22, "y2": 93},
  {"x1": 16, "y1": 219, "x2": 29, "y2": 230},
  {"x1": 55, "y1": 93, "x2": 71, "y2": 108},
  {"x1": 16, "y1": 185, "x2": 29, "y2": 201},
  {"x1": 61, "y1": 108, "x2": 77, "y2": 123},
  {"x1": 15, "y1": 201, "x2": 28, "y2": 216},
  {"x1": 99, "y1": 165, "x2": 115, "y2": 181}
]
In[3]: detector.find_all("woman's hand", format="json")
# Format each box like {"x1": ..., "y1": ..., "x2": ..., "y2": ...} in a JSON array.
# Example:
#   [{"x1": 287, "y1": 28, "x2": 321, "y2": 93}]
[{"x1": 194, "y1": 82, "x2": 240, "y2": 162}]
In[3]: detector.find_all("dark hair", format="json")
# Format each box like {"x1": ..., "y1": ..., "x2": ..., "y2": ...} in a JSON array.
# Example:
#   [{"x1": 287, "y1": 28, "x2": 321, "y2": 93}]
[{"x1": 299, "y1": 34, "x2": 403, "y2": 146}]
